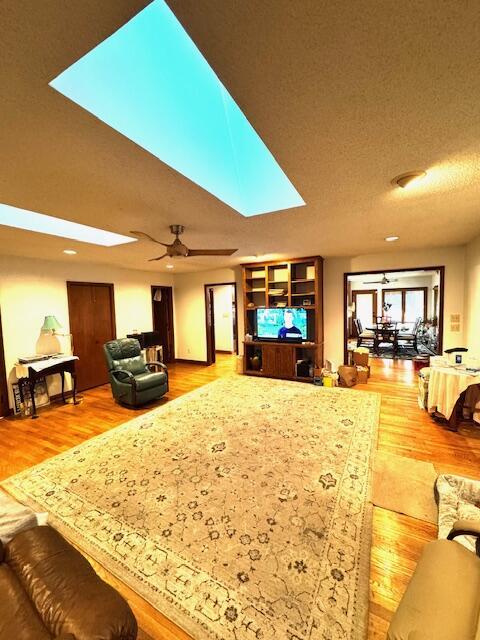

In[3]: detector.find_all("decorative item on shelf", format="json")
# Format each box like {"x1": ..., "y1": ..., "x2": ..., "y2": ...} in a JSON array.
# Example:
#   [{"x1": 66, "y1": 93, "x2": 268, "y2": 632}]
[
  {"x1": 275, "y1": 302, "x2": 287, "y2": 308},
  {"x1": 247, "y1": 302, "x2": 255, "y2": 308},
  {"x1": 269, "y1": 288, "x2": 286, "y2": 297},
  {"x1": 302, "y1": 298, "x2": 312, "y2": 306},
  {"x1": 249, "y1": 352, "x2": 262, "y2": 371},
  {"x1": 245, "y1": 333, "x2": 253, "y2": 343}
]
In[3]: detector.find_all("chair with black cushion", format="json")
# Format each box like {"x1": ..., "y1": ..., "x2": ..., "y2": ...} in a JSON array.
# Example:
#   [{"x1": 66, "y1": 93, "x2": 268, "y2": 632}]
[
  {"x1": 397, "y1": 317, "x2": 422, "y2": 353},
  {"x1": 353, "y1": 318, "x2": 375, "y2": 348},
  {"x1": 103, "y1": 338, "x2": 168, "y2": 407}
]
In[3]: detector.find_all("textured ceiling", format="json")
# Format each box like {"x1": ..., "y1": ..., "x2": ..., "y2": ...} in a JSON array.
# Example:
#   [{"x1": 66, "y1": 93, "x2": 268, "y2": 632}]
[{"x1": 1, "y1": 0, "x2": 480, "y2": 273}]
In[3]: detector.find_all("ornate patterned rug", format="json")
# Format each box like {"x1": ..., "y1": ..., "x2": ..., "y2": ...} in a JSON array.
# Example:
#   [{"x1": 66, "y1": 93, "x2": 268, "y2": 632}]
[{"x1": 2, "y1": 376, "x2": 380, "y2": 640}]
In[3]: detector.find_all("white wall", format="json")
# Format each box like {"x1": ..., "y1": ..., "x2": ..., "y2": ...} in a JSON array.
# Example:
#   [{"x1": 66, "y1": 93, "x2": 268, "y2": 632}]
[
  {"x1": 0, "y1": 255, "x2": 173, "y2": 406},
  {"x1": 465, "y1": 234, "x2": 480, "y2": 354},
  {"x1": 324, "y1": 246, "x2": 466, "y2": 365},
  {"x1": 173, "y1": 267, "x2": 243, "y2": 362},
  {"x1": 212, "y1": 284, "x2": 235, "y2": 352},
  {"x1": 0, "y1": 242, "x2": 470, "y2": 406}
]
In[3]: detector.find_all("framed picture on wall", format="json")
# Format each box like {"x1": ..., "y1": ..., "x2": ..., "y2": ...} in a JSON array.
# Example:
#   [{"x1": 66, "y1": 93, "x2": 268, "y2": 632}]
[{"x1": 12, "y1": 378, "x2": 50, "y2": 415}]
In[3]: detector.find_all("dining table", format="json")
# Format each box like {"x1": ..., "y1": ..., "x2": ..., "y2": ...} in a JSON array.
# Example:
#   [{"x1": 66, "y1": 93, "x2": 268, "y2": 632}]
[
  {"x1": 366, "y1": 322, "x2": 399, "y2": 355},
  {"x1": 428, "y1": 365, "x2": 480, "y2": 431}
]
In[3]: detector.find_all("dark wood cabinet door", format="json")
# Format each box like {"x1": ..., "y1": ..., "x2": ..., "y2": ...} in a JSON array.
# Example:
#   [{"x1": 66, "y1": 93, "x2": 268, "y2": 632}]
[
  {"x1": 0, "y1": 310, "x2": 8, "y2": 416},
  {"x1": 262, "y1": 345, "x2": 294, "y2": 378},
  {"x1": 262, "y1": 345, "x2": 276, "y2": 376},
  {"x1": 275, "y1": 346, "x2": 295, "y2": 378},
  {"x1": 67, "y1": 283, "x2": 116, "y2": 391}
]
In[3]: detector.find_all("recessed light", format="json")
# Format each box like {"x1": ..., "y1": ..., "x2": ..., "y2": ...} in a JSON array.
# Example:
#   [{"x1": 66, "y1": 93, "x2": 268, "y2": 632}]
[
  {"x1": 0, "y1": 203, "x2": 136, "y2": 246},
  {"x1": 63, "y1": 249, "x2": 77, "y2": 255},
  {"x1": 391, "y1": 170, "x2": 427, "y2": 189},
  {"x1": 166, "y1": 264, "x2": 174, "y2": 269},
  {"x1": 385, "y1": 236, "x2": 399, "y2": 242}
]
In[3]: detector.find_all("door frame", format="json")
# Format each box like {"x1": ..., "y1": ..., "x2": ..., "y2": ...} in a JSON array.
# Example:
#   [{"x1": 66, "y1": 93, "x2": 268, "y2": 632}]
[
  {"x1": 0, "y1": 309, "x2": 9, "y2": 417},
  {"x1": 343, "y1": 266, "x2": 445, "y2": 363},
  {"x1": 66, "y1": 282, "x2": 116, "y2": 389},
  {"x1": 151, "y1": 285, "x2": 175, "y2": 363},
  {"x1": 204, "y1": 282, "x2": 239, "y2": 366}
]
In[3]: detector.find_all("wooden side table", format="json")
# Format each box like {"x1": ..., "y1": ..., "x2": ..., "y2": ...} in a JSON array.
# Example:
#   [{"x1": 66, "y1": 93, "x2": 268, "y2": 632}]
[{"x1": 17, "y1": 358, "x2": 79, "y2": 419}]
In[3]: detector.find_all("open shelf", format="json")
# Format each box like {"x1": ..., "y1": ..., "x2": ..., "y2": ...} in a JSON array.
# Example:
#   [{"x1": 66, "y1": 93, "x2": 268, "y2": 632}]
[
  {"x1": 242, "y1": 256, "x2": 323, "y2": 381},
  {"x1": 291, "y1": 292, "x2": 315, "y2": 297}
]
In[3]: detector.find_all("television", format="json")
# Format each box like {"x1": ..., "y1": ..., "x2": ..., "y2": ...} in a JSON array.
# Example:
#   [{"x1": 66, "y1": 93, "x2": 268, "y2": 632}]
[{"x1": 256, "y1": 308, "x2": 308, "y2": 341}]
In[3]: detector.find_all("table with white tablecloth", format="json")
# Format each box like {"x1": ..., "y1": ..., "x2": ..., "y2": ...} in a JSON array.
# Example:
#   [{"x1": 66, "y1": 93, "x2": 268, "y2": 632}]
[{"x1": 428, "y1": 366, "x2": 480, "y2": 430}]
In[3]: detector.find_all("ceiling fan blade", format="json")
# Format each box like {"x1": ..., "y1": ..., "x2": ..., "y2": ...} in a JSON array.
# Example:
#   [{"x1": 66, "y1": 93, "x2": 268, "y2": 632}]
[
  {"x1": 130, "y1": 230, "x2": 169, "y2": 246},
  {"x1": 187, "y1": 248, "x2": 238, "y2": 256},
  {"x1": 148, "y1": 253, "x2": 168, "y2": 261}
]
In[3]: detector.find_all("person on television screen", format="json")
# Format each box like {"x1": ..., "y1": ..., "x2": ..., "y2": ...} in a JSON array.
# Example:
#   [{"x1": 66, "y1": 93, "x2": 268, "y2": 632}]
[{"x1": 278, "y1": 310, "x2": 302, "y2": 339}]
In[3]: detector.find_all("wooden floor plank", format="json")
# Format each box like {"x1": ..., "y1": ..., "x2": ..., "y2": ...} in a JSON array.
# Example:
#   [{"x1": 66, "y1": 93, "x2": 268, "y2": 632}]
[{"x1": 1, "y1": 354, "x2": 479, "y2": 638}]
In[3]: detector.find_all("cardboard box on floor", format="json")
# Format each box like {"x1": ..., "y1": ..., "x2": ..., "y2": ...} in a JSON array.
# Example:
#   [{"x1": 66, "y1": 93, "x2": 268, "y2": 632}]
[
  {"x1": 356, "y1": 366, "x2": 369, "y2": 384},
  {"x1": 352, "y1": 350, "x2": 369, "y2": 368}
]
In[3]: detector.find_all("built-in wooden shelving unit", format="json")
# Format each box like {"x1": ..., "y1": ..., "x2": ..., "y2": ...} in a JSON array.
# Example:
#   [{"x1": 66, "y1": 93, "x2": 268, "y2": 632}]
[{"x1": 242, "y1": 256, "x2": 324, "y2": 382}]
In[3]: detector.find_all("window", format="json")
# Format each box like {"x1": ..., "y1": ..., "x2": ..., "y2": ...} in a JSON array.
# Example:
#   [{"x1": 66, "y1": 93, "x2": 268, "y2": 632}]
[
  {"x1": 405, "y1": 290, "x2": 425, "y2": 323},
  {"x1": 383, "y1": 290, "x2": 402, "y2": 322},
  {"x1": 382, "y1": 288, "x2": 427, "y2": 324},
  {"x1": 49, "y1": 0, "x2": 305, "y2": 217}
]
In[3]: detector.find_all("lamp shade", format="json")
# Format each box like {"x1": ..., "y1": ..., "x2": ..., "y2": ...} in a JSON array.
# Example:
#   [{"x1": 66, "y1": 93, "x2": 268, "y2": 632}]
[{"x1": 41, "y1": 315, "x2": 62, "y2": 332}]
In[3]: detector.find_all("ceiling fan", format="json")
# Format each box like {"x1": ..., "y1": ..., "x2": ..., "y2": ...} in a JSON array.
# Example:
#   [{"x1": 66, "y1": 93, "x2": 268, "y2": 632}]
[
  {"x1": 363, "y1": 272, "x2": 398, "y2": 285},
  {"x1": 130, "y1": 225, "x2": 238, "y2": 261}
]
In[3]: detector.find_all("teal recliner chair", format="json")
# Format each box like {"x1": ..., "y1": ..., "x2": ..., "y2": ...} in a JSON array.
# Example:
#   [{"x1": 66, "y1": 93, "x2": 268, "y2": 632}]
[{"x1": 103, "y1": 338, "x2": 168, "y2": 407}]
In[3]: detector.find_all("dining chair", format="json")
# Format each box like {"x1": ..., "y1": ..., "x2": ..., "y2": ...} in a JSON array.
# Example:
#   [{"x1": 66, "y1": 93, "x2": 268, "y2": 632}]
[
  {"x1": 397, "y1": 317, "x2": 422, "y2": 353},
  {"x1": 354, "y1": 318, "x2": 375, "y2": 348},
  {"x1": 374, "y1": 323, "x2": 399, "y2": 356}
]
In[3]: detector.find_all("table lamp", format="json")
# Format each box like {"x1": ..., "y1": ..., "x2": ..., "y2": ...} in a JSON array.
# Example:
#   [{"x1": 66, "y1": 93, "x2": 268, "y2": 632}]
[
  {"x1": 41, "y1": 315, "x2": 62, "y2": 334},
  {"x1": 39, "y1": 316, "x2": 73, "y2": 355}
]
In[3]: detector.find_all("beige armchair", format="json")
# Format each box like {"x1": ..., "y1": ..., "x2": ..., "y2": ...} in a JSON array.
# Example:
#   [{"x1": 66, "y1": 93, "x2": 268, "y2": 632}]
[{"x1": 387, "y1": 520, "x2": 480, "y2": 640}]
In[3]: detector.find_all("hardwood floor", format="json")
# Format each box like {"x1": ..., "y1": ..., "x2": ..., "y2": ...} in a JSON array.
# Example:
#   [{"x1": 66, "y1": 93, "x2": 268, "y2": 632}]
[{"x1": 1, "y1": 353, "x2": 479, "y2": 639}]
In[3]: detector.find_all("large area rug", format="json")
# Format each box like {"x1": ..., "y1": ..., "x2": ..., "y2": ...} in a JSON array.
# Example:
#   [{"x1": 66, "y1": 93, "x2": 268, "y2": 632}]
[{"x1": 2, "y1": 376, "x2": 380, "y2": 640}]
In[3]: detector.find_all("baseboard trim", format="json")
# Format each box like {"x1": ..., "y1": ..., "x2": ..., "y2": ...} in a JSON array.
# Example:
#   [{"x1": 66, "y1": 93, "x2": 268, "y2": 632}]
[
  {"x1": 215, "y1": 350, "x2": 234, "y2": 354},
  {"x1": 174, "y1": 358, "x2": 209, "y2": 366},
  {"x1": 50, "y1": 390, "x2": 75, "y2": 402}
]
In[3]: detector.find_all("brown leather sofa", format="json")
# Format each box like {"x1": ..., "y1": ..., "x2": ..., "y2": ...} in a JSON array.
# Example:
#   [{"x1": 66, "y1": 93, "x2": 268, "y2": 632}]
[
  {"x1": 387, "y1": 520, "x2": 480, "y2": 640},
  {"x1": 0, "y1": 525, "x2": 137, "y2": 640}
]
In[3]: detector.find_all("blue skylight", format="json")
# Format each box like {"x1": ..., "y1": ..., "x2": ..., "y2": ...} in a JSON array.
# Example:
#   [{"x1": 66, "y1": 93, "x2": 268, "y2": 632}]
[
  {"x1": 0, "y1": 203, "x2": 136, "y2": 246},
  {"x1": 49, "y1": 0, "x2": 305, "y2": 217}
]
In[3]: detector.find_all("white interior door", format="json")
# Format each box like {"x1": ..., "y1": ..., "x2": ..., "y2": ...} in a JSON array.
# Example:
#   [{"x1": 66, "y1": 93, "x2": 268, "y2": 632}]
[{"x1": 354, "y1": 291, "x2": 376, "y2": 329}]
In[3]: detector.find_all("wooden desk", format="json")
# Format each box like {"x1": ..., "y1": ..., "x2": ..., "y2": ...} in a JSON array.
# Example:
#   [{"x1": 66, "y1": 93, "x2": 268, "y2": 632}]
[{"x1": 17, "y1": 357, "x2": 79, "y2": 419}]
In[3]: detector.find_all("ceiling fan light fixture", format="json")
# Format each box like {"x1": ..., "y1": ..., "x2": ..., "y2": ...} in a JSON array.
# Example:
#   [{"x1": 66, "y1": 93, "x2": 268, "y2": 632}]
[
  {"x1": 166, "y1": 264, "x2": 174, "y2": 269},
  {"x1": 391, "y1": 170, "x2": 427, "y2": 189},
  {"x1": 385, "y1": 236, "x2": 399, "y2": 242}
]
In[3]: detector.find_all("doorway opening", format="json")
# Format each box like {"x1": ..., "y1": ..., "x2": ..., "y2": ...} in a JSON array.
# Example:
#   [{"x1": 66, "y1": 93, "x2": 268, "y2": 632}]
[
  {"x1": 344, "y1": 267, "x2": 445, "y2": 362},
  {"x1": 67, "y1": 282, "x2": 116, "y2": 391},
  {"x1": 151, "y1": 286, "x2": 175, "y2": 363},
  {"x1": 204, "y1": 283, "x2": 238, "y2": 366}
]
